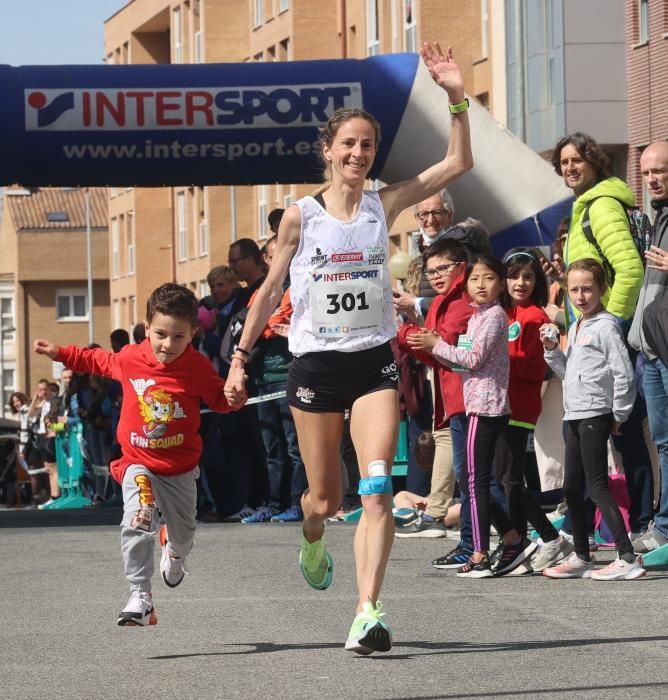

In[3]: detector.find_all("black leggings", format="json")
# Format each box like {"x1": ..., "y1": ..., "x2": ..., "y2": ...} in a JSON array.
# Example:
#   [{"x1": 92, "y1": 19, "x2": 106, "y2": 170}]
[
  {"x1": 495, "y1": 425, "x2": 559, "y2": 542},
  {"x1": 467, "y1": 414, "x2": 512, "y2": 553},
  {"x1": 563, "y1": 414, "x2": 633, "y2": 559}
]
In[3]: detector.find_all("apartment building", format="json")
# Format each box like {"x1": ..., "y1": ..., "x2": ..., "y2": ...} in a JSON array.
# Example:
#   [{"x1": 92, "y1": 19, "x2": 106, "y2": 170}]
[
  {"x1": 103, "y1": 0, "x2": 495, "y2": 314},
  {"x1": 0, "y1": 188, "x2": 109, "y2": 400},
  {"x1": 626, "y1": 0, "x2": 668, "y2": 208}
]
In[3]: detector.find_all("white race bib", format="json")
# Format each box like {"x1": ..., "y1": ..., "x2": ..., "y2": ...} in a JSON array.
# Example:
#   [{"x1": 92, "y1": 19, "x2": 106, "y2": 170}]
[{"x1": 309, "y1": 265, "x2": 384, "y2": 337}]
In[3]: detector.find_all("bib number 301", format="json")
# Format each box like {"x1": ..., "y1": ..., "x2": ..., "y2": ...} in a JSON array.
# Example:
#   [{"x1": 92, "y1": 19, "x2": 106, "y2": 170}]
[{"x1": 326, "y1": 292, "x2": 370, "y2": 314}]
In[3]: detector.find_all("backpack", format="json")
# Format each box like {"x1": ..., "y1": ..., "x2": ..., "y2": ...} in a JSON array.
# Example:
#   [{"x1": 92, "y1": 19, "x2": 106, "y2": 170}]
[
  {"x1": 219, "y1": 306, "x2": 258, "y2": 366},
  {"x1": 581, "y1": 196, "x2": 652, "y2": 285}
]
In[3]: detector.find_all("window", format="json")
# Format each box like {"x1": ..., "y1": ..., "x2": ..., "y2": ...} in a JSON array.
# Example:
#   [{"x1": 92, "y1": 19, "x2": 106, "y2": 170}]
[
  {"x1": 56, "y1": 289, "x2": 88, "y2": 321},
  {"x1": 129, "y1": 295, "x2": 136, "y2": 327},
  {"x1": 279, "y1": 38, "x2": 290, "y2": 61},
  {"x1": 258, "y1": 185, "x2": 268, "y2": 240},
  {"x1": 254, "y1": 0, "x2": 264, "y2": 27},
  {"x1": 177, "y1": 192, "x2": 188, "y2": 261},
  {"x1": 403, "y1": 0, "x2": 417, "y2": 52},
  {"x1": 127, "y1": 211, "x2": 135, "y2": 276},
  {"x1": 113, "y1": 299, "x2": 120, "y2": 330},
  {"x1": 111, "y1": 217, "x2": 120, "y2": 278},
  {"x1": 283, "y1": 189, "x2": 294, "y2": 208},
  {"x1": 279, "y1": 0, "x2": 289, "y2": 11},
  {"x1": 200, "y1": 279, "x2": 210, "y2": 299},
  {"x1": 367, "y1": 0, "x2": 380, "y2": 56},
  {"x1": 0, "y1": 298, "x2": 14, "y2": 341},
  {"x1": 199, "y1": 187, "x2": 209, "y2": 256},
  {"x1": 173, "y1": 7, "x2": 183, "y2": 63},
  {"x1": 47, "y1": 211, "x2": 69, "y2": 223},
  {"x1": 481, "y1": 0, "x2": 489, "y2": 58},
  {"x1": 195, "y1": 31, "x2": 204, "y2": 63},
  {"x1": 638, "y1": 0, "x2": 649, "y2": 43},
  {"x1": 2, "y1": 369, "x2": 15, "y2": 416}
]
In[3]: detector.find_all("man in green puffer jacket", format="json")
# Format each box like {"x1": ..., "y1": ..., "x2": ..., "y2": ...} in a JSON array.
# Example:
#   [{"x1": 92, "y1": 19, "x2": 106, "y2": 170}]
[{"x1": 551, "y1": 132, "x2": 644, "y2": 327}]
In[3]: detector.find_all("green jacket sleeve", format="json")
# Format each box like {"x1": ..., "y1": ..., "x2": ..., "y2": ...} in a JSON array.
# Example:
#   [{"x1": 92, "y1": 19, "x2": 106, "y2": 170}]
[{"x1": 589, "y1": 197, "x2": 644, "y2": 319}]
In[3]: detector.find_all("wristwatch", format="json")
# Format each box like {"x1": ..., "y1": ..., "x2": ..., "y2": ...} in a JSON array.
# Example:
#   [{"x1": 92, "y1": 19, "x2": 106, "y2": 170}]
[{"x1": 448, "y1": 98, "x2": 470, "y2": 114}]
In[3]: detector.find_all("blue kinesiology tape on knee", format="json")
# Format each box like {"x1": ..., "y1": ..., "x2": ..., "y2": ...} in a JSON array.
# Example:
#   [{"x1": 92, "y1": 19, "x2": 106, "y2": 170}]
[
  {"x1": 358, "y1": 460, "x2": 392, "y2": 495},
  {"x1": 358, "y1": 476, "x2": 393, "y2": 496}
]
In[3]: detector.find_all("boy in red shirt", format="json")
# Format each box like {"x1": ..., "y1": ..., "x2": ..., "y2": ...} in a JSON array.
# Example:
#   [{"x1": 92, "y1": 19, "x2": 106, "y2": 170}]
[{"x1": 34, "y1": 283, "x2": 241, "y2": 626}]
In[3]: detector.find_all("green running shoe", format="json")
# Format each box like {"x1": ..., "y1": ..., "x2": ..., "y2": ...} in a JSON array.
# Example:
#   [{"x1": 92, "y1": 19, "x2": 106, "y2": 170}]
[
  {"x1": 299, "y1": 533, "x2": 333, "y2": 590},
  {"x1": 344, "y1": 601, "x2": 392, "y2": 655}
]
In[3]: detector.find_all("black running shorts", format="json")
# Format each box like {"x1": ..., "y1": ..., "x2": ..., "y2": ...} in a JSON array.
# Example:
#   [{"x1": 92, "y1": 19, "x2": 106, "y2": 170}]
[{"x1": 287, "y1": 342, "x2": 399, "y2": 413}]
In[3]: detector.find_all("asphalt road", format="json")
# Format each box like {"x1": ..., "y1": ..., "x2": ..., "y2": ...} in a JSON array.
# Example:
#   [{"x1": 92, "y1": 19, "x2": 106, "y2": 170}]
[{"x1": 2, "y1": 509, "x2": 667, "y2": 700}]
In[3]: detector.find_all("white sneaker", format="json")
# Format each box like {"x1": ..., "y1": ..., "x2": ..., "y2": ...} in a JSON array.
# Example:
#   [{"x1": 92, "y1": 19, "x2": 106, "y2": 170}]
[
  {"x1": 37, "y1": 498, "x2": 55, "y2": 510},
  {"x1": 531, "y1": 535, "x2": 574, "y2": 572},
  {"x1": 221, "y1": 504, "x2": 256, "y2": 523},
  {"x1": 591, "y1": 556, "x2": 646, "y2": 581},
  {"x1": 543, "y1": 551, "x2": 595, "y2": 579},
  {"x1": 117, "y1": 591, "x2": 157, "y2": 626},
  {"x1": 159, "y1": 525, "x2": 187, "y2": 588}
]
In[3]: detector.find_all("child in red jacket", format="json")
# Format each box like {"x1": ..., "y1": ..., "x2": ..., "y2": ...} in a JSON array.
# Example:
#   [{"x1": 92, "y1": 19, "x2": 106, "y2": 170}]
[
  {"x1": 494, "y1": 249, "x2": 572, "y2": 575},
  {"x1": 34, "y1": 283, "x2": 241, "y2": 626}
]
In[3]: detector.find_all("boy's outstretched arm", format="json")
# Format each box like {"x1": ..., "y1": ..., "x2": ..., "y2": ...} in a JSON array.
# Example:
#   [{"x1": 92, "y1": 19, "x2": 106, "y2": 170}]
[{"x1": 34, "y1": 338, "x2": 60, "y2": 360}]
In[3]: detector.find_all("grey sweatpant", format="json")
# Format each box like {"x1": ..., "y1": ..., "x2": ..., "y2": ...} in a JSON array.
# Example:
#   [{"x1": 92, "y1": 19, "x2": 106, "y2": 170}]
[{"x1": 120, "y1": 464, "x2": 199, "y2": 593}]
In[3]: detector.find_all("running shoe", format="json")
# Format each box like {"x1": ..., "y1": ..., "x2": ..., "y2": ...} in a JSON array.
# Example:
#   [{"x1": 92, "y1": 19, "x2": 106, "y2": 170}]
[
  {"x1": 271, "y1": 505, "x2": 304, "y2": 522},
  {"x1": 117, "y1": 591, "x2": 157, "y2": 626},
  {"x1": 393, "y1": 507, "x2": 420, "y2": 527},
  {"x1": 543, "y1": 552, "x2": 594, "y2": 579},
  {"x1": 631, "y1": 522, "x2": 668, "y2": 554},
  {"x1": 299, "y1": 533, "x2": 333, "y2": 590},
  {"x1": 395, "y1": 514, "x2": 447, "y2": 538},
  {"x1": 221, "y1": 505, "x2": 256, "y2": 523},
  {"x1": 159, "y1": 524, "x2": 187, "y2": 588},
  {"x1": 344, "y1": 601, "x2": 392, "y2": 655},
  {"x1": 242, "y1": 505, "x2": 277, "y2": 523},
  {"x1": 493, "y1": 537, "x2": 538, "y2": 576},
  {"x1": 531, "y1": 535, "x2": 574, "y2": 572},
  {"x1": 456, "y1": 555, "x2": 493, "y2": 578},
  {"x1": 506, "y1": 561, "x2": 534, "y2": 576},
  {"x1": 559, "y1": 530, "x2": 599, "y2": 552},
  {"x1": 591, "y1": 556, "x2": 646, "y2": 581},
  {"x1": 489, "y1": 541, "x2": 504, "y2": 567},
  {"x1": 431, "y1": 543, "x2": 474, "y2": 570}
]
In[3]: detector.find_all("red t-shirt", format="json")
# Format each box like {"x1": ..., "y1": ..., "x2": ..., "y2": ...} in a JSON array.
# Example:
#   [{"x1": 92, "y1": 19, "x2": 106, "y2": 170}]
[
  {"x1": 55, "y1": 341, "x2": 234, "y2": 483},
  {"x1": 507, "y1": 303, "x2": 550, "y2": 426}
]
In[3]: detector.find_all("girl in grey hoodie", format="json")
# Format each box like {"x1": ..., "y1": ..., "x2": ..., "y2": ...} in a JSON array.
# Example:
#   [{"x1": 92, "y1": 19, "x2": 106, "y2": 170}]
[{"x1": 540, "y1": 259, "x2": 645, "y2": 581}]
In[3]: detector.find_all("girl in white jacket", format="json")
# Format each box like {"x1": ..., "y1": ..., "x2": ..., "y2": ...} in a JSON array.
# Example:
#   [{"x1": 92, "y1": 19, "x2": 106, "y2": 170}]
[{"x1": 540, "y1": 259, "x2": 645, "y2": 581}]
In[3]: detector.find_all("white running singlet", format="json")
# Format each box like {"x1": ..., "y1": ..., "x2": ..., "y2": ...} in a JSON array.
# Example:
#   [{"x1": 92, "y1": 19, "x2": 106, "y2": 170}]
[{"x1": 288, "y1": 191, "x2": 397, "y2": 355}]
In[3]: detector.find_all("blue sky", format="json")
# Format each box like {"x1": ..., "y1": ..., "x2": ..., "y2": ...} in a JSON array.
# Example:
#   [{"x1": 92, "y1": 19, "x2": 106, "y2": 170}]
[{"x1": 0, "y1": 1, "x2": 127, "y2": 66}]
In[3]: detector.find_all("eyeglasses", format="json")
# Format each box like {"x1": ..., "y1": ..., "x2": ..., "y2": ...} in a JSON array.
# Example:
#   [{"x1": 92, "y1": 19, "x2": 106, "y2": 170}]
[
  {"x1": 228, "y1": 255, "x2": 249, "y2": 264},
  {"x1": 424, "y1": 262, "x2": 460, "y2": 279},
  {"x1": 415, "y1": 209, "x2": 448, "y2": 222}
]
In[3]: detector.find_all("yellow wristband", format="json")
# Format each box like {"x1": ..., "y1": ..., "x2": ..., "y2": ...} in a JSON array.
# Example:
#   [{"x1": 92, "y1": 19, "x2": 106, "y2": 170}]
[{"x1": 448, "y1": 98, "x2": 469, "y2": 114}]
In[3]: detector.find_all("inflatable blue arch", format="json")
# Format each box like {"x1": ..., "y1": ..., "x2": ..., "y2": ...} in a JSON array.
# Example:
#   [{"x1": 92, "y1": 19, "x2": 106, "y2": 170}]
[{"x1": 0, "y1": 53, "x2": 572, "y2": 251}]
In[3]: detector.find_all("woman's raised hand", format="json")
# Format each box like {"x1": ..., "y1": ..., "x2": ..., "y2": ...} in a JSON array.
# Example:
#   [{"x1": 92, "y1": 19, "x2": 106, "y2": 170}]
[{"x1": 419, "y1": 42, "x2": 464, "y2": 102}]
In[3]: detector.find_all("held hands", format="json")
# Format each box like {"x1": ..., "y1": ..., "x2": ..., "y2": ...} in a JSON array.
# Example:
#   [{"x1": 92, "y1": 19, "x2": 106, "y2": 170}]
[
  {"x1": 419, "y1": 42, "x2": 464, "y2": 102},
  {"x1": 223, "y1": 364, "x2": 248, "y2": 409},
  {"x1": 33, "y1": 338, "x2": 59, "y2": 360},
  {"x1": 645, "y1": 245, "x2": 668, "y2": 272},
  {"x1": 406, "y1": 328, "x2": 440, "y2": 352},
  {"x1": 539, "y1": 324, "x2": 559, "y2": 350}
]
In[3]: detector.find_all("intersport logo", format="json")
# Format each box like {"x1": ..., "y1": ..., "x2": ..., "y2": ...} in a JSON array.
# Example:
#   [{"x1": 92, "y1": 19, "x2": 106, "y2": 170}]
[{"x1": 24, "y1": 83, "x2": 362, "y2": 131}]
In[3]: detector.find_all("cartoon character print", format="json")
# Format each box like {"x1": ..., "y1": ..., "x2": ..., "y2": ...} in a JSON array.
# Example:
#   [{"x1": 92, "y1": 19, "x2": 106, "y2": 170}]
[{"x1": 129, "y1": 378, "x2": 186, "y2": 439}]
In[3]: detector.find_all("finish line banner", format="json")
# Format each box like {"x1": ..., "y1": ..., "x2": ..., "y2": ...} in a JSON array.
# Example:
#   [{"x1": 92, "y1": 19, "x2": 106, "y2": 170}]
[{"x1": 0, "y1": 54, "x2": 418, "y2": 187}]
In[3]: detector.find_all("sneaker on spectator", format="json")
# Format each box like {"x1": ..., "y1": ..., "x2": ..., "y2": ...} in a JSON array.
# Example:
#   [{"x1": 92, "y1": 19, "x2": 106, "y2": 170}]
[
  {"x1": 559, "y1": 529, "x2": 598, "y2": 552},
  {"x1": 489, "y1": 540, "x2": 504, "y2": 567},
  {"x1": 507, "y1": 561, "x2": 534, "y2": 576},
  {"x1": 631, "y1": 522, "x2": 668, "y2": 554},
  {"x1": 37, "y1": 498, "x2": 55, "y2": 511},
  {"x1": 457, "y1": 555, "x2": 493, "y2": 578},
  {"x1": 543, "y1": 552, "x2": 594, "y2": 579},
  {"x1": 221, "y1": 505, "x2": 256, "y2": 523},
  {"x1": 431, "y1": 543, "x2": 474, "y2": 570},
  {"x1": 531, "y1": 535, "x2": 574, "y2": 572},
  {"x1": 547, "y1": 500, "x2": 568, "y2": 522},
  {"x1": 299, "y1": 533, "x2": 333, "y2": 590},
  {"x1": 117, "y1": 591, "x2": 157, "y2": 626},
  {"x1": 345, "y1": 601, "x2": 392, "y2": 655},
  {"x1": 159, "y1": 524, "x2": 187, "y2": 588},
  {"x1": 395, "y1": 514, "x2": 447, "y2": 538},
  {"x1": 493, "y1": 537, "x2": 538, "y2": 576},
  {"x1": 393, "y1": 507, "x2": 419, "y2": 527},
  {"x1": 591, "y1": 556, "x2": 646, "y2": 581},
  {"x1": 271, "y1": 505, "x2": 304, "y2": 522},
  {"x1": 242, "y1": 505, "x2": 277, "y2": 523}
]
